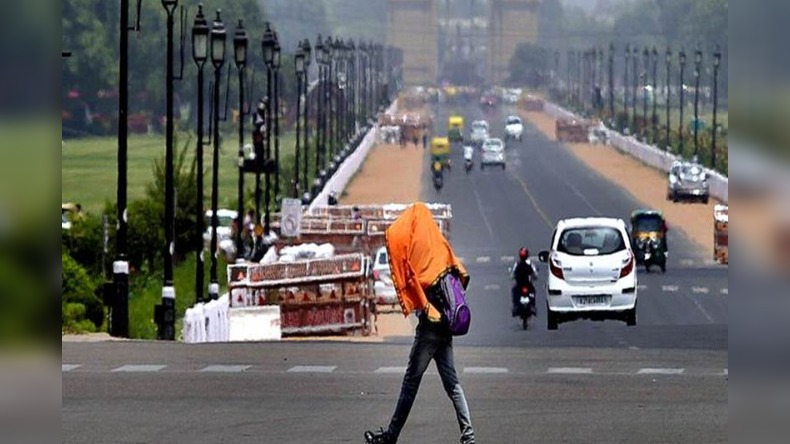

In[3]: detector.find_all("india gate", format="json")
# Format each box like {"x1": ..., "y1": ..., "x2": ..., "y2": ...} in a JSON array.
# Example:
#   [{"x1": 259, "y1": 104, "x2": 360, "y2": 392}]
[{"x1": 387, "y1": 0, "x2": 541, "y2": 85}]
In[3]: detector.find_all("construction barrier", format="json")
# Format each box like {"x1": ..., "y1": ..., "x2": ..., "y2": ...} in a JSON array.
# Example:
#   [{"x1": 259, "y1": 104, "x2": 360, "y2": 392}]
[
  {"x1": 182, "y1": 294, "x2": 230, "y2": 343},
  {"x1": 714, "y1": 205, "x2": 728, "y2": 264}
]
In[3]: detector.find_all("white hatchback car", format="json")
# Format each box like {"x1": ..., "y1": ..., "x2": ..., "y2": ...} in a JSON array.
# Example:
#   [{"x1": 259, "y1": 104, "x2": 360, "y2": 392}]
[
  {"x1": 538, "y1": 218, "x2": 637, "y2": 330},
  {"x1": 371, "y1": 246, "x2": 398, "y2": 306}
]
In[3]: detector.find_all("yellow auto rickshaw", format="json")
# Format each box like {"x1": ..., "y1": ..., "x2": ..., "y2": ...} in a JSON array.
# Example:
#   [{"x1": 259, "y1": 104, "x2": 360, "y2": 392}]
[
  {"x1": 430, "y1": 137, "x2": 451, "y2": 171},
  {"x1": 448, "y1": 115, "x2": 464, "y2": 142}
]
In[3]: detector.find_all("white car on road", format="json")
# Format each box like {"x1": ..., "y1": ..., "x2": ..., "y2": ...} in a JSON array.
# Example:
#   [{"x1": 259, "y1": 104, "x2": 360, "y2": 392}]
[
  {"x1": 504, "y1": 115, "x2": 524, "y2": 141},
  {"x1": 538, "y1": 218, "x2": 637, "y2": 330},
  {"x1": 480, "y1": 138, "x2": 506, "y2": 170},
  {"x1": 371, "y1": 246, "x2": 398, "y2": 306}
]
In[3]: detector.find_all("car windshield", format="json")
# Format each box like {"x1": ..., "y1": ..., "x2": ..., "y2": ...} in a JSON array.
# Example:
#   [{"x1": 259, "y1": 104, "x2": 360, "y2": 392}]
[
  {"x1": 378, "y1": 250, "x2": 388, "y2": 265},
  {"x1": 632, "y1": 215, "x2": 663, "y2": 232},
  {"x1": 472, "y1": 121, "x2": 487, "y2": 131},
  {"x1": 483, "y1": 140, "x2": 502, "y2": 151},
  {"x1": 557, "y1": 226, "x2": 626, "y2": 256},
  {"x1": 680, "y1": 165, "x2": 705, "y2": 182},
  {"x1": 506, "y1": 117, "x2": 521, "y2": 125}
]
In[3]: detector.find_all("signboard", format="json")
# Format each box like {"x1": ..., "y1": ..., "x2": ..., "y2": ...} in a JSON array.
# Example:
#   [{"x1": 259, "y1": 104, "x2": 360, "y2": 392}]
[{"x1": 280, "y1": 198, "x2": 302, "y2": 238}]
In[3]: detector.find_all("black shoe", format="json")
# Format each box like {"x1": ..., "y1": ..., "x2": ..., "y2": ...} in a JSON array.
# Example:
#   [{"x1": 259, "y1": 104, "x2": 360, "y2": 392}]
[{"x1": 364, "y1": 428, "x2": 394, "y2": 444}]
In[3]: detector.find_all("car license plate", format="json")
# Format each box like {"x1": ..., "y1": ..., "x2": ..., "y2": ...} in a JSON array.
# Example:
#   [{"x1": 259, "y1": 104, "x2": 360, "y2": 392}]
[{"x1": 573, "y1": 295, "x2": 610, "y2": 307}]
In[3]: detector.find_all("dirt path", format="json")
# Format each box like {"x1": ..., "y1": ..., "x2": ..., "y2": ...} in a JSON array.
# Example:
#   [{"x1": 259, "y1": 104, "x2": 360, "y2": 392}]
[
  {"x1": 340, "y1": 143, "x2": 426, "y2": 205},
  {"x1": 521, "y1": 110, "x2": 721, "y2": 256}
]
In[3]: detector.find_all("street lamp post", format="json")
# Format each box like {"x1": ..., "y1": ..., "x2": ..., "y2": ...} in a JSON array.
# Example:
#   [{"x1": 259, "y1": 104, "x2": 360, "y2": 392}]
[
  {"x1": 314, "y1": 35, "x2": 327, "y2": 196},
  {"x1": 208, "y1": 9, "x2": 226, "y2": 301},
  {"x1": 712, "y1": 45, "x2": 721, "y2": 170},
  {"x1": 261, "y1": 22, "x2": 276, "y2": 234},
  {"x1": 294, "y1": 41, "x2": 306, "y2": 198},
  {"x1": 651, "y1": 47, "x2": 658, "y2": 145},
  {"x1": 678, "y1": 48, "x2": 686, "y2": 155},
  {"x1": 623, "y1": 44, "x2": 629, "y2": 132},
  {"x1": 272, "y1": 32, "x2": 282, "y2": 209},
  {"x1": 693, "y1": 44, "x2": 702, "y2": 159},
  {"x1": 642, "y1": 47, "x2": 649, "y2": 141},
  {"x1": 665, "y1": 47, "x2": 671, "y2": 152},
  {"x1": 608, "y1": 43, "x2": 615, "y2": 126},
  {"x1": 631, "y1": 46, "x2": 638, "y2": 134},
  {"x1": 327, "y1": 37, "x2": 336, "y2": 173},
  {"x1": 233, "y1": 19, "x2": 248, "y2": 264},
  {"x1": 302, "y1": 39, "x2": 312, "y2": 204},
  {"x1": 191, "y1": 5, "x2": 209, "y2": 304},
  {"x1": 159, "y1": 0, "x2": 180, "y2": 339}
]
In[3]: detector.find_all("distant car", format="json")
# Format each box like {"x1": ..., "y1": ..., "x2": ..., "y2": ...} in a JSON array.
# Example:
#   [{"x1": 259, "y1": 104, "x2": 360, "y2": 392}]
[
  {"x1": 371, "y1": 246, "x2": 398, "y2": 306},
  {"x1": 470, "y1": 120, "x2": 489, "y2": 146},
  {"x1": 480, "y1": 93, "x2": 497, "y2": 107},
  {"x1": 667, "y1": 161, "x2": 710, "y2": 204},
  {"x1": 480, "y1": 138, "x2": 506, "y2": 170},
  {"x1": 504, "y1": 115, "x2": 524, "y2": 141},
  {"x1": 538, "y1": 217, "x2": 638, "y2": 330}
]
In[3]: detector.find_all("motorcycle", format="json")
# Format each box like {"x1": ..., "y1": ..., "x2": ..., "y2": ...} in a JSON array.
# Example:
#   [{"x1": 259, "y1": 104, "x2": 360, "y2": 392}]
[
  {"x1": 464, "y1": 158, "x2": 473, "y2": 174},
  {"x1": 514, "y1": 284, "x2": 536, "y2": 330},
  {"x1": 639, "y1": 237, "x2": 667, "y2": 273},
  {"x1": 432, "y1": 170, "x2": 444, "y2": 191}
]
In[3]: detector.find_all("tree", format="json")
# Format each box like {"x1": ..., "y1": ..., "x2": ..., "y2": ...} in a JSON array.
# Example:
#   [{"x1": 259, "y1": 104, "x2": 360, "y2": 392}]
[{"x1": 508, "y1": 44, "x2": 549, "y2": 88}]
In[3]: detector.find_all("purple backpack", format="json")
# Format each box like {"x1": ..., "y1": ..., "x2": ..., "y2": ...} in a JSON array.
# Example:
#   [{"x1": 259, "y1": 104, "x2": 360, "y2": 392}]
[{"x1": 438, "y1": 273, "x2": 471, "y2": 336}]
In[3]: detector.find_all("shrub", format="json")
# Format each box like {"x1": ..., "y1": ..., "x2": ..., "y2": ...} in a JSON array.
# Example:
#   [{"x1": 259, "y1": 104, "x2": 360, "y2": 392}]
[{"x1": 62, "y1": 252, "x2": 104, "y2": 330}]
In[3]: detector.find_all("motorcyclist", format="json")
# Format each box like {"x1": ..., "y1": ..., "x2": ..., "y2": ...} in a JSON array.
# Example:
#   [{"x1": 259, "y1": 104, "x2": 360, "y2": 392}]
[
  {"x1": 463, "y1": 144, "x2": 474, "y2": 162},
  {"x1": 511, "y1": 247, "x2": 537, "y2": 316}
]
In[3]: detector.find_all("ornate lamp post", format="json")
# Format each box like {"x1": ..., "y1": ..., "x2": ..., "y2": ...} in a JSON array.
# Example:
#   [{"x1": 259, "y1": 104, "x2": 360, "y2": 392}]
[
  {"x1": 608, "y1": 43, "x2": 615, "y2": 125},
  {"x1": 191, "y1": 4, "x2": 209, "y2": 304},
  {"x1": 711, "y1": 45, "x2": 721, "y2": 170},
  {"x1": 208, "y1": 9, "x2": 226, "y2": 301},
  {"x1": 693, "y1": 44, "x2": 702, "y2": 159},
  {"x1": 294, "y1": 41, "x2": 306, "y2": 198},
  {"x1": 631, "y1": 45, "x2": 638, "y2": 134},
  {"x1": 665, "y1": 47, "x2": 672, "y2": 152},
  {"x1": 313, "y1": 35, "x2": 328, "y2": 196},
  {"x1": 678, "y1": 48, "x2": 686, "y2": 155},
  {"x1": 233, "y1": 19, "x2": 248, "y2": 263},
  {"x1": 623, "y1": 44, "x2": 630, "y2": 132},
  {"x1": 261, "y1": 22, "x2": 276, "y2": 234},
  {"x1": 651, "y1": 47, "x2": 658, "y2": 144},
  {"x1": 159, "y1": 0, "x2": 180, "y2": 338},
  {"x1": 302, "y1": 38, "x2": 313, "y2": 204}
]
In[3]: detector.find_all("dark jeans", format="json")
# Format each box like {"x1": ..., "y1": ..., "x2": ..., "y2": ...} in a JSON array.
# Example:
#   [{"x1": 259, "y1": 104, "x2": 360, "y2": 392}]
[{"x1": 387, "y1": 320, "x2": 475, "y2": 444}]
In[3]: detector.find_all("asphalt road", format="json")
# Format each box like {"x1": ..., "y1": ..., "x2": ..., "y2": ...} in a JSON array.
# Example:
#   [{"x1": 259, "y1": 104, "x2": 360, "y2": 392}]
[{"x1": 63, "y1": 100, "x2": 728, "y2": 444}]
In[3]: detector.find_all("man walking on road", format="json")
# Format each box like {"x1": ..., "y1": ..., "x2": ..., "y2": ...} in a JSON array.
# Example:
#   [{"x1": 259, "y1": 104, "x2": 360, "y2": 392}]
[{"x1": 364, "y1": 202, "x2": 476, "y2": 444}]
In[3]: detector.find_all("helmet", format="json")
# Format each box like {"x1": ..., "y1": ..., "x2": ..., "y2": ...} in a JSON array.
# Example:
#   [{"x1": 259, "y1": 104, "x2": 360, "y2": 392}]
[{"x1": 518, "y1": 247, "x2": 529, "y2": 259}]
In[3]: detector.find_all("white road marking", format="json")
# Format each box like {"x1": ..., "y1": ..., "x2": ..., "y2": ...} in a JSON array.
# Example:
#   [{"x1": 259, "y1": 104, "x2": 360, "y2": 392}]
[
  {"x1": 200, "y1": 365, "x2": 251, "y2": 373},
  {"x1": 720, "y1": 288, "x2": 728, "y2": 295},
  {"x1": 484, "y1": 284, "x2": 501, "y2": 291},
  {"x1": 721, "y1": 369, "x2": 728, "y2": 376},
  {"x1": 662, "y1": 285, "x2": 679, "y2": 292},
  {"x1": 112, "y1": 364, "x2": 167, "y2": 373},
  {"x1": 62, "y1": 364, "x2": 81, "y2": 372},
  {"x1": 476, "y1": 256, "x2": 491, "y2": 263},
  {"x1": 500, "y1": 256, "x2": 515, "y2": 263},
  {"x1": 458, "y1": 257, "x2": 465, "y2": 263},
  {"x1": 691, "y1": 287, "x2": 710, "y2": 294},
  {"x1": 375, "y1": 367, "x2": 407, "y2": 374},
  {"x1": 287, "y1": 365, "x2": 337, "y2": 373},
  {"x1": 637, "y1": 368, "x2": 685, "y2": 375},
  {"x1": 547, "y1": 367, "x2": 593, "y2": 374},
  {"x1": 464, "y1": 367, "x2": 509, "y2": 374},
  {"x1": 680, "y1": 259, "x2": 694, "y2": 266},
  {"x1": 637, "y1": 284, "x2": 648, "y2": 291}
]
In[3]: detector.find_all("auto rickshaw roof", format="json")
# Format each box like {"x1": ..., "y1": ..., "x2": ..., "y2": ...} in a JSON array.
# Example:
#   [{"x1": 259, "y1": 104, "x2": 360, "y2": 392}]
[{"x1": 630, "y1": 209, "x2": 663, "y2": 219}]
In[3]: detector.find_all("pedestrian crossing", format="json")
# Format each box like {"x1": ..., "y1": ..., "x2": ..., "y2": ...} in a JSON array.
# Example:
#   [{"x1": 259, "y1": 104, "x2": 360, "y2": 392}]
[{"x1": 62, "y1": 363, "x2": 727, "y2": 377}]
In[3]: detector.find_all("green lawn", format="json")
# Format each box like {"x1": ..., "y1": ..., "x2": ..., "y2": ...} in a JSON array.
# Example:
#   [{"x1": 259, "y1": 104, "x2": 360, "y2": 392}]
[{"x1": 62, "y1": 131, "x2": 296, "y2": 214}]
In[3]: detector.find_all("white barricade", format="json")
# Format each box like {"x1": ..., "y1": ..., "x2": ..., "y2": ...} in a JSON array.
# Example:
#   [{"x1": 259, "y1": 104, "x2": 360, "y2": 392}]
[
  {"x1": 182, "y1": 294, "x2": 230, "y2": 343},
  {"x1": 310, "y1": 100, "x2": 399, "y2": 210},
  {"x1": 228, "y1": 305, "x2": 282, "y2": 342},
  {"x1": 542, "y1": 100, "x2": 729, "y2": 203}
]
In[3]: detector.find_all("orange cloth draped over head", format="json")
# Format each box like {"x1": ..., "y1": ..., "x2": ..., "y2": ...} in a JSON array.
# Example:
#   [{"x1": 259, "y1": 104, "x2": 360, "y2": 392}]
[{"x1": 385, "y1": 202, "x2": 469, "y2": 317}]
